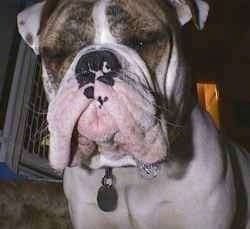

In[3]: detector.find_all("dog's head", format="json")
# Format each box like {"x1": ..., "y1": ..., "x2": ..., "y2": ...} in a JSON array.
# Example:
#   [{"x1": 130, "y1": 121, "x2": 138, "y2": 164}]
[{"x1": 17, "y1": 0, "x2": 209, "y2": 171}]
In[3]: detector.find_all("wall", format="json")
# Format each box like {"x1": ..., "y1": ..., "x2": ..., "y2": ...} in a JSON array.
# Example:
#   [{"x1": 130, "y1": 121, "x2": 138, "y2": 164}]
[
  {"x1": 182, "y1": 0, "x2": 250, "y2": 151},
  {"x1": 220, "y1": 30, "x2": 250, "y2": 150},
  {"x1": 0, "y1": 1, "x2": 19, "y2": 132}
]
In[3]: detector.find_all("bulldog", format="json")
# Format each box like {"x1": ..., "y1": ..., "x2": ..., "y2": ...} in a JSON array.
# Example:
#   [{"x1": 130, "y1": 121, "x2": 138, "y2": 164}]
[{"x1": 17, "y1": 0, "x2": 250, "y2": 228}]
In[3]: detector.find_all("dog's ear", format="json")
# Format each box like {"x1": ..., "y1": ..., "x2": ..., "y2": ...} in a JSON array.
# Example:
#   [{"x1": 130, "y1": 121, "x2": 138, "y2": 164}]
[
  {"x1": 169, "y1": 0, "x2": 209, "y2": 30},
  {"x1": 17, "y1": 2, "x2": 45, "y2": 55},
  {"x1": 17, "y1": 0, "x2": 60, "y2": 55}
]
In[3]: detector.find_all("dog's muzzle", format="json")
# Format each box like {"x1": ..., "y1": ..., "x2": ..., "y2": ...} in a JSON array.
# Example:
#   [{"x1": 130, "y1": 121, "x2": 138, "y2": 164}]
[
  {"x1": 47, "y1": 45, "x2": 167, "y2": 171},
  {"x1": 75, "y1": 50, "x2": 121, "y2": 99}
]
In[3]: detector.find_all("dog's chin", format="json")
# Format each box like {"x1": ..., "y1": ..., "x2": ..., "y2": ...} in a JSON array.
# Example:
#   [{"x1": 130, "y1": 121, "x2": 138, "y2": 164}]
[
  {"x1": 70, "y1": 136, "x2": 138, "y2": 170},
  {"x1": 66, "y1": 100, "x2": 137, "y2": 169},
  {"x1": 70, "y1": 147, "x2": 137, "y2": 169},
  {"x1": 85, "y1": 154, "x2": 137, "y2": 169}
]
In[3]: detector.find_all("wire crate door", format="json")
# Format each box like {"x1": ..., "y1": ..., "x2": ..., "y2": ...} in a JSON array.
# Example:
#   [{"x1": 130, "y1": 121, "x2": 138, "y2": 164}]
[{"x1": 4, "y1": 40, "x2": 61, "y2": 181}]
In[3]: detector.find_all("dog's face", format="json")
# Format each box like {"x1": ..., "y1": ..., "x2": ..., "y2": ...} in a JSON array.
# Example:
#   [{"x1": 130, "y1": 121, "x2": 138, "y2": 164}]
[{"x1": 17, "y1": 0, "x2": 209, "y2": 171}]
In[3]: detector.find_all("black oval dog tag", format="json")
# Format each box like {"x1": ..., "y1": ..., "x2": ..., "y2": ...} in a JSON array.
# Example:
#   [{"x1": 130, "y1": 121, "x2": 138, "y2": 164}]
[
  {"x1": 97, "y1": 184, "x2": 118, "y2": 212},
  {"x1": 97, "y1": 168, "x2": 118, "y2": 212}
]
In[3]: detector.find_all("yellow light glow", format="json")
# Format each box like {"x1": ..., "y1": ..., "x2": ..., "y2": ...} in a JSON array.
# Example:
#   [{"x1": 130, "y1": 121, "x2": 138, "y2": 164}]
[{"x1": 196, "y1": 83, "x2": 220, "y2": 128}]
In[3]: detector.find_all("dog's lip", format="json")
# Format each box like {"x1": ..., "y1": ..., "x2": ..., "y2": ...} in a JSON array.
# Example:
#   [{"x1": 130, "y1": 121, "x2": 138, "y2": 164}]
[
  {"x1": 71, "y1": 127, "x2": 137, "y2": 169},
  {"x1": 76, "y1": 100, "x2": 119, "y2": 142}
]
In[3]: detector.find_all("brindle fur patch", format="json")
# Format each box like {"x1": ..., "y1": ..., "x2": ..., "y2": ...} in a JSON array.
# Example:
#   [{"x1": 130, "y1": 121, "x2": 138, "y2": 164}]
[
  {"x1": 38, "y1": 0, "x2": 60, "y2": 34},
  {"x1": 106, "y1": 0, "x2": 174, "y2": 79},
  {"x1": 39, "y1": 0, "x2": 96, "y2": 82}
]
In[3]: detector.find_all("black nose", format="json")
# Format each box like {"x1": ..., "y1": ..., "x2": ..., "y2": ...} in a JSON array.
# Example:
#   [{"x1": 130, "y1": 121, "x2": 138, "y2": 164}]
[{"x1": 75, "y1": 50, "x2": 121, "y2": 89}]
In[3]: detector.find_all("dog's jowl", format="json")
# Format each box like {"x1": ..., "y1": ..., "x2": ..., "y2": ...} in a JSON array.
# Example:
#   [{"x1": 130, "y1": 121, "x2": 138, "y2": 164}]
[{"x1": 18, "y1": 0, "x2": 250, "y2": 229}]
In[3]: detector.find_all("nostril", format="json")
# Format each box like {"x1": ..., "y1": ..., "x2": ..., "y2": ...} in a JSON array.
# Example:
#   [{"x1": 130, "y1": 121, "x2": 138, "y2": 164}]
[
  {"x1": 84, "y1": 86, "x2": 94, "y2": 99},
  {"x1": 76, "y1": 72, "x2": 95, "y2": 89},
  {"x1": 98, "y1": 96, "x2": 104, "y2": 106},
  {"x1": 97, "y1": 96, "x2": 109, "y2": 108}
]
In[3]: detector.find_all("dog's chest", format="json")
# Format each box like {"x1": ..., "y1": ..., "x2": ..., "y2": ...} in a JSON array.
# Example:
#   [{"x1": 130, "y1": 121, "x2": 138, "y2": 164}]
[{"x1": 63, "y1": 167, "x2": 208, "y2": 229}]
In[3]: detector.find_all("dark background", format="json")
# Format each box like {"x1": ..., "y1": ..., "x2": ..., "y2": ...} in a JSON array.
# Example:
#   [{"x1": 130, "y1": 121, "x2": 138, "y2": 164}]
[{"x1": 183, "y1": 0, "x2": 250, "y2": 150}]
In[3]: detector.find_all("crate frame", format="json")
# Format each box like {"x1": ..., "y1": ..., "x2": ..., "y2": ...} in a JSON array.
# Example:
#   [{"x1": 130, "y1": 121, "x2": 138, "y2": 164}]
[{"x1": 0, "y1": 40, "x2": 61, "y2": 181}]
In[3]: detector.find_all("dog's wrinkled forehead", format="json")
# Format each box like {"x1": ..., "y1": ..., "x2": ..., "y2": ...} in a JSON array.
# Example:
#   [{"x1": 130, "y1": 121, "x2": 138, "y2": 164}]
[
  {"x1": 18, "y1": 0, "x2": 209, "y2": 55},
  {"x1": 105, "y1": 0, "x2": 169, "y2": 40},
  {"x1": 38, "y1": 1, "x2": 95, "y2": 72},
  {"x1": 18, "y1": 0, "x2": 209, "y2": 59},
  {"x1": 18, "y1": 0, "x2": 174, "y2": 56},
  {"x1": 33, "y1": 0, "x2": 174, "y2": 80},
  {"x1": 39, "y1": 0, "x2": 169, "y2": 53}
]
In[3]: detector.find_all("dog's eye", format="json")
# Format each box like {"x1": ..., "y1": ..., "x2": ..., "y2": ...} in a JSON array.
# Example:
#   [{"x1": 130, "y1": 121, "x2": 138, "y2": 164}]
[
  {"x1": 125, "y1": 37, "x2": 145, "y2": 51},
  {"x1": 144, "y1": 31, "x2": 166, "y2": 44},
  {"x1": 41, "y1": 47, "x2": 67, "y2": 63},
  {"x1": 125, "y1": 31, "x2": 166, "y2": 51}
]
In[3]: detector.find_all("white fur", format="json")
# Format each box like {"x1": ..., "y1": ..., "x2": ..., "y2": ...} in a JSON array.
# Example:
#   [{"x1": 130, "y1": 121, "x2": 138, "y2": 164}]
[
  {"x1": 171, "y1": 0, "x2": 209, "y2": 29},
  {"x1": 175, "y1": 2, "x2": 193, "y2": 26},
  {"x1": 194, "y1": 0, "x2": 210, "y2": 29},
  {"x1": 156, "y1": 38, "x2": 179, "y2": 99},
  {"x1": 90, "y1": 154, "x2": 137, "y2": 169},
  {"x1": 17, "y1": 1, "x2": 45, "y2": 54},
  {"x1": 93, "y1": 0, "x2": 117, "y2": 44}
]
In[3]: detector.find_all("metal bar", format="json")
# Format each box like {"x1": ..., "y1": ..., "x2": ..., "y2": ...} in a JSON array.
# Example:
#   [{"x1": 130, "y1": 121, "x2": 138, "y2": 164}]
[
  {"x1": 18, "y1": 164, "x2": 62, "y2": 182},
  {"x1": 1, "y1": 39, "x2": 59, "y2": 180},
  {"x1": 1, "y1": 40, "x2": 36, "y2": 171},
  {"x1": 20, "y1": 150, "x2": 62, "y2": 180},
  {"x1": 0, "y1": 41, "x2": 26, "y2": 163}
]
